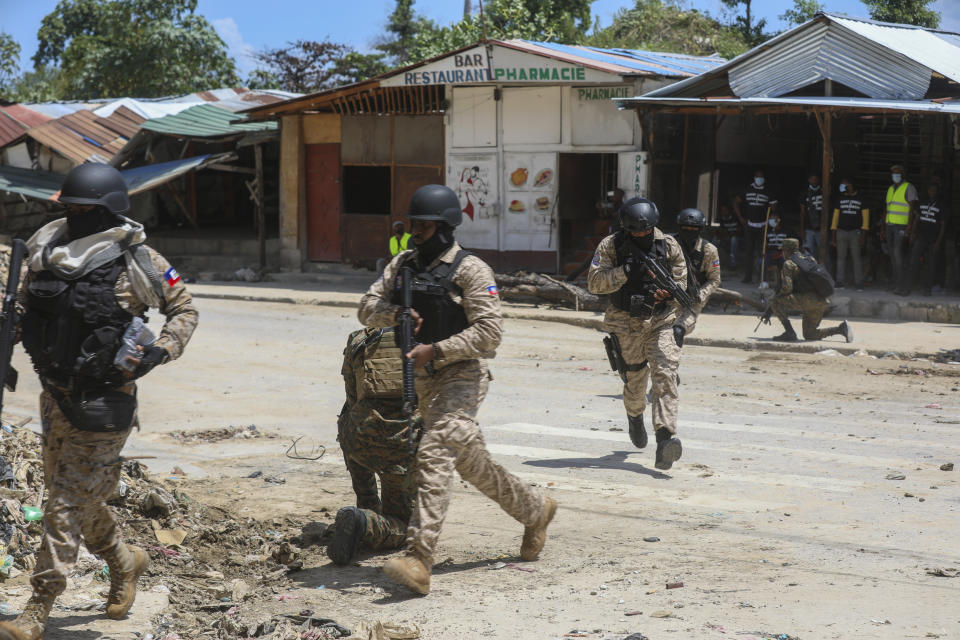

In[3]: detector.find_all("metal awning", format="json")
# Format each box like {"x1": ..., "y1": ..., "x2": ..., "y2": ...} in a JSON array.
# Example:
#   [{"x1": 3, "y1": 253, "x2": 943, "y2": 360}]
[
  {"x1": 615, "y1": 95, "x2": 960, "y2": 115},
  {"x1": 0, "y1": 153, "x2": 233, "y2": 202}
]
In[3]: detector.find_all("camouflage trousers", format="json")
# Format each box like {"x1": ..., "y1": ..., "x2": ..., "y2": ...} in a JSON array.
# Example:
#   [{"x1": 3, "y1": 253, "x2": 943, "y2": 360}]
[
  {"x1": 338, "y1": 400, "x2": 417, "y2": 551},
  {"x1": 772, "y1": 293, "x2": 831, "y2": 340},
  {"x1": 604, "y1": 307, "x2": 681, "y2": 435},
  {"x1": 407, "y1": 359, "x2": 544, "y2": 565},
  {"x1": 31, "y1": 385, "x2": 135, "y2": 598}
]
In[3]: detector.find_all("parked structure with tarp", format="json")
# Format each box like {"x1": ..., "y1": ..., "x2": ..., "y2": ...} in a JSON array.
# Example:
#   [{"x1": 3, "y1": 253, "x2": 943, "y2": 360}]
[{"x1": 615, "y1": 13, "x2": 960, "y2": 287}]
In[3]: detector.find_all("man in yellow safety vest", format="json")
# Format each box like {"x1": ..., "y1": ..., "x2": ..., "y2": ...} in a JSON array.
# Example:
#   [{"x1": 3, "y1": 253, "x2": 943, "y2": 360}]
[
  {"x1": 883, "y1": 164, "x2": 918, "y2": 295},
  {"x1": 389, "y1": 221, "x2": 411, "y2": 256}
]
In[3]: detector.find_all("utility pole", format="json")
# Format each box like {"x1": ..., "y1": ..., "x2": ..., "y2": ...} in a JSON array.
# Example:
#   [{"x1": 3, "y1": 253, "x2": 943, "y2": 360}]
[{"x1": 464, "y1": 0, "x2": 471, "y2": 18}]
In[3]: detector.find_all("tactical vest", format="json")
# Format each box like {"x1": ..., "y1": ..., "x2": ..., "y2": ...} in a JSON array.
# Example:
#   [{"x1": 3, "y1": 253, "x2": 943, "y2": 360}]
[
  {"x1": 676, "y1": 236, "x2": 706, "y2": 292},
  {"x1": 350, "y1": 328, "x2": 404, "y2": 402},
  {"x1": 837, "y1": 196, "x2": 865, "y2": 231},
  {"x1": 744, "y1": 184, "x2": 771, "y2": 223},
  {"x1": 611, "y1": 232, "x2": 669, "y2": 313},
  {"x1": 22, "y1": 257, "x2": 135, "y2": 389},
  {"x1": 390, "y1": 250, "x2": 470, "y2": 344},
  {"x1": 790, "y1": 253, "x2": 835, "y2": 297},
  {"x1": 885, "y1": 182, "x2": 911, "y2": 225},
  {"x1": 720, "y1": 216, "x2": 740, "y2": 235}
]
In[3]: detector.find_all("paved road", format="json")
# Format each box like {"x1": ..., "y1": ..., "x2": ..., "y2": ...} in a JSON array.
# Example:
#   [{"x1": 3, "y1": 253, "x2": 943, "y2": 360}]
[{"x1": 6, "y1": 298, "x2": 958, "y2": 638}]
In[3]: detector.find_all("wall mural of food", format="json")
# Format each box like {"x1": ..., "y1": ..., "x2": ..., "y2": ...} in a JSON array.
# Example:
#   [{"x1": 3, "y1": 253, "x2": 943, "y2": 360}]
[
  {"x1": 505, "y1": 153, "x2": 556, "y2": 235},
  {"x1": 510, "y1": 167, "x2": 528, "y2": 187},
  {"x1": 533, "y1": 169, "x2": 553, "y2": 188},
  {"x1": 509, "y1": 199, "x2": 526, "y2": 212}
]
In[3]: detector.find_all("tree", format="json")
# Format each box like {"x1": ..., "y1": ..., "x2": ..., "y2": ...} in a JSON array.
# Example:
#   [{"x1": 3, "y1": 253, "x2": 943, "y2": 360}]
[
  {"x1": 0, "y1": 33, "x2": 20, "y2": 91},
  {"x1": 248, "y1": 40, "x2": 388, "y2": 93},
  {"x1": 588, "y1": 0, "x2": 751, "y2": 59},
  {"x1": 2, "y1": 66, "x2": 65, "y2": 102},
  {"x1": 33, "y1": 0, "x2": 238, "y2": 99},
  {"x1": 860, "y1": 0, "x2": 940, "y2": 28},
  {"x1": 721, "y1": 0, "x2": 768, "y2": 46},
  {"x1": 376, "y1": 0, "x2": 436, "y2": 66},
  {"x1": 406, "y1": 0, "x2": 592, "y2": 63},
  {"x1": 779, "y1": 0, "x2": 825, "y2": 26}
]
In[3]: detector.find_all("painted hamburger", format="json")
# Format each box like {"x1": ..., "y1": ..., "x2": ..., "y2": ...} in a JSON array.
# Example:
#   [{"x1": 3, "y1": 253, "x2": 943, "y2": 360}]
[
  {"x1": 509, "y1": 199, "x2": 526, "y2": 212},
  {"x1": 535, "y1": 196, "x2": 550, "y2": 210}
]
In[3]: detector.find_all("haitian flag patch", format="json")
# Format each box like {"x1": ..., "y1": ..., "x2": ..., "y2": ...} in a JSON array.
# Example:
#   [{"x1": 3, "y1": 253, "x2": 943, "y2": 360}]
[
  {"x1": 164, "y1": 267, "x2": 182, "y2": 286},
  {"x1": 487, "y1": 285, "x2": 499, "y2": 296},
  {"x1": 712, "y1": 259, "x2": 720, "y2": 268}
]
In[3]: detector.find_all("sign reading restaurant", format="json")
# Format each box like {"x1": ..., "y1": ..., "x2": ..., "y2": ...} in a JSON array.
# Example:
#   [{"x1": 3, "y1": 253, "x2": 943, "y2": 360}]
[{"x1": 380, "y1": 45, "x2": 616, "y2": 87}]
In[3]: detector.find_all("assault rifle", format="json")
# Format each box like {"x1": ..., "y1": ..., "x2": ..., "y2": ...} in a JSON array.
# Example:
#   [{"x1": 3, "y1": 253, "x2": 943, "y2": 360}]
[
  {"x1": 0, "y1": 240, "x2": 27, "y2": 419},
  {"x1": 754, "y1": 304, "x2": 773, "y2": 332},
  {"x1": 631, "y1": 246, "x2": 696, "y2": 314},
  {"x1": 397, "y1": 266, "x2": 419, "y2": 456}
]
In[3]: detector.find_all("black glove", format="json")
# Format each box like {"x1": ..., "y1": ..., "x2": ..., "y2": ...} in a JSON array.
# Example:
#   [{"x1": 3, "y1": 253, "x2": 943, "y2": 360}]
[
  {"x1": 673, "y1": 325, "x2": 685, "y2": 348},
  {"x1": 134, "y1": 345, "x2": 169, "y2": 378}
]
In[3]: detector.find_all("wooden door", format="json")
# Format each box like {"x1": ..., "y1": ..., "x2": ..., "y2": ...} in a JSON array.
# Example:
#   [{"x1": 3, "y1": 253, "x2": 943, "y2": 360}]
[{"x1": 306, "y1": 143, "x2": 341, "y2": 261}]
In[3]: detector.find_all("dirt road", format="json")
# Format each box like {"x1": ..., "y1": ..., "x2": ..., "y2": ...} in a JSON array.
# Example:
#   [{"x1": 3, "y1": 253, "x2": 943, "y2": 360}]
[{"x1": 2, "y1": 298, "x2": 958, "y2": 639}]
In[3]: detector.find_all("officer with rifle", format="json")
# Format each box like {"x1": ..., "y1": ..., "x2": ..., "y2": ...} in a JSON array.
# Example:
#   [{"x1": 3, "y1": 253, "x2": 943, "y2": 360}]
[
  {"x1": 672, "y1": 208, "x2": 721, "y2": 335},
  {"x1": 588, "y1": 197, "x2": 690, "y2": 471},
  {"x1": 0, "y1": 164, "x2": 198, "y2": 640},
  {"x1": 358, "y1": 184, "x2": 556, "y2": 596},
  {"x1": 757, "y1": 238, "x2": 853, "y2": 343}
]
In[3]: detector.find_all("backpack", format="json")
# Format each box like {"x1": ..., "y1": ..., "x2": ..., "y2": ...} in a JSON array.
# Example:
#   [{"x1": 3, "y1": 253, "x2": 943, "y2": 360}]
[{"x1": 792, "y1": 253, "x2": 834, "y2": 297}]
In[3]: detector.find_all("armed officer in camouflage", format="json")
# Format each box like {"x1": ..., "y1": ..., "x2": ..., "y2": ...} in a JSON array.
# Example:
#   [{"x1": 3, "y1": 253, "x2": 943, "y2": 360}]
[
  {"x1": 766, "y1": 238, "x2": 853, "y2": 343},
  {"x1": 0, "y1": 164, "x2": 198, "y2": 640},
  {"x1": 328, "y1": 327, "x2": 420, "y2": 565},
  {"x1": 673, "y1": 208, "x2": 721, "y2": 335},
  {"x1": 358, "y1": 185, "x2": 556, "y2": 596},
  {"x1": 588, "y1": 198, "x2": 686, "y2": 471}
]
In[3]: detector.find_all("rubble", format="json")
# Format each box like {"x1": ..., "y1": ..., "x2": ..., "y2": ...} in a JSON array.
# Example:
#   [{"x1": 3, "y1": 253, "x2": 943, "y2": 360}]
[{"x1": 169, "y1": 425, "x2": 272, "y2": 444}]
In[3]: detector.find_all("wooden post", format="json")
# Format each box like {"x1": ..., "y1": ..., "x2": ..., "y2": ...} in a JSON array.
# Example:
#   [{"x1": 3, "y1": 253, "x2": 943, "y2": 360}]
[
  {"x1": 255, "y1": 144, "x2": 266, "y2": 270},
  {"x1": 680, "y1": 114, "x2": 690, "y2": 206},
  {"x1": 819, "y1": 110, "x2": 832, "y2": 264}
]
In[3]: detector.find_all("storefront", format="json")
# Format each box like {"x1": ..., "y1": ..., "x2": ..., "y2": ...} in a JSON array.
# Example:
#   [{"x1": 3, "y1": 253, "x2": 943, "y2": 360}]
[{"x1": 243, "y1": 40, "x2": 724, "y2": 272}]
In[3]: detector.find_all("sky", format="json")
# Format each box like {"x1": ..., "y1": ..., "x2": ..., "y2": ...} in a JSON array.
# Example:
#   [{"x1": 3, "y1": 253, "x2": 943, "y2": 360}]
[{"x1": 3, "y1": 0, "x2": 960, "y2": 78}]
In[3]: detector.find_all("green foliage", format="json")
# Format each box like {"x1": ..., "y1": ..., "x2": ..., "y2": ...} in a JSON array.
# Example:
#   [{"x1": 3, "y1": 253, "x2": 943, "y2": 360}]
[
  {"x1": 721, "y1": 0, "x2": 768, "y2": 46},
  {"x1": 860, "y1": 0, "x2": 941, "y2": 28},
  {"x1": 0, "y1": 32, "x2": 21, "y2": 90},
  {"x1": 779, "y1": 0, "x2": 825, "y2": 26},
  {"x1": 34, "y1": 0, "x2": 238, "y2": 99},
  {"x1": 248, "y1": 41, "x2": 389, "y2": 93},
  {"x1": 1, "y1": 66, "x2": 65, "y2": 103},
  {"x1": 587, "y1": 0, "x2": 750, "y2": 59},
  {"x1": 376, "y1": 0, "x2": 436, "y2": 66},
  {"x1": 406, "y1": 0, "x2": 592, "y2": 63}
]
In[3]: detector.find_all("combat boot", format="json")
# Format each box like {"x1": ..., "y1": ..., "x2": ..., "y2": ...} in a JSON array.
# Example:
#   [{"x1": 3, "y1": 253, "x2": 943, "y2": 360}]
[
  {"x1": 0, "y1": 593, "x2": 55, "y2": 640},
  {"x1": 520, "y1": 496, "x2": 558, "y2": 561},
  {"x1": 103, "y1": 544, "x2": 149, "y2": 619},
  {"x1": 654, "y1": 428, "x2": 682, "y2": 471},
  {"x1": 327, "y1": 506, "x2": 367, "y2": 565},
  {"x1": 627, "y1": 414, "x2": 647, "y2": 449},
  {"x1": 383, "y1": 553, "x2": 431, "y2": 595},
  {"x1": 772, "y1": 318, "x2": 797, "y2": 342}
]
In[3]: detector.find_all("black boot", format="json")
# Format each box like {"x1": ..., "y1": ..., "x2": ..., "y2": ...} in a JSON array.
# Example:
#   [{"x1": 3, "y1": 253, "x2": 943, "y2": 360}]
[
  {"x1": 327, "y1": 507, "x2": 367, "y2": 565},
  {"x1": 772, "y1": 318, "x2": 798, "y2": 342},
  {"x1": 628, "y1": 414, "x2": 647, "y2": 449},
  {"x1": 655, "y1": 428, "x2": 682, "y2": 471}
]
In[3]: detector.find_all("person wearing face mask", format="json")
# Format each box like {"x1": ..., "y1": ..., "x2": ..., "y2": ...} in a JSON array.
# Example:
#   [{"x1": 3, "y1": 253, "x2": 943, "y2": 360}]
[
  {"x1": 0, "y1": 164, "x2": 198, "y2": 640},
  {"x1": 733, "y1": 170, "x2": 778, "y2": 284},
  {"x1": 906, "y1": 182, "x2": 947, "y2": 296},
  {"x1": 358, "y1": 185, "x2": 556, "y2": 596},
  {"x1": 799, "y1": 173, "x2": 823, "y2": 256},
  {"x1": 588, "y1": 198, "x2": 687, "y2": 471},
  {"x1": 672, "y1": 208, "x2": 721, "y2": 336},
  {"x1": 762, "y1": 211, "x2": 787, "y2": 286},
  {"x1": 883, "y1": 164, "x2": 919, "y2": 295},
  {"x1": 830, "y1": 178, "x2": 870, "y2": 290}
]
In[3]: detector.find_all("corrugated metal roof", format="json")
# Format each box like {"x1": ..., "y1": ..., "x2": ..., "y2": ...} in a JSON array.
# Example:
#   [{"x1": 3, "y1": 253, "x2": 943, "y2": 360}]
[
  {"x1": 139, "y1": 104, "x2": 277, "y2": 138},
  {"x1": 616, "y1": 95, "x2": 960, "y2": 115},
  {"x1": 508, "y1": 41, "x2": 724, "y2": 78},
  {"x1": 23, "y1": 108, "x2": 146, "y2": 165},
  {"x1": 0, "y1": 152, "x2": 235, "y2": 201},
  {"x1": 644, "y1": 13, "x2": 960, "y2": 100},
  {"x1": 0, "y1": 112, "x2": 28, "y2": 150},
  {"x1": 0, "y1": 105, "x2": 51, "y2": 128},
  {"x1": 0, "y1": 106, "x2": 52, "y2": 149}
]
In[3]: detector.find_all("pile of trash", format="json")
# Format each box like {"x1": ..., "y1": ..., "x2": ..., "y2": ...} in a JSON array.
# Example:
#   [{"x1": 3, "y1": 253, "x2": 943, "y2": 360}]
[
  {"x1": 168, "y1": 425, "x2": 271, "y2": 444},
  {"x1": 934, "y1": 348, "x2": 960, "y2": 364},
  {"x1": 0, "y1": 420, "x2": 45, "y2": 580}
]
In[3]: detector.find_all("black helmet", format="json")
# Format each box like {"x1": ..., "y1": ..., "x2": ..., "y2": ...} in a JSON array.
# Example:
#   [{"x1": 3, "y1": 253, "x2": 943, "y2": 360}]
[
  {"x1": 407, "y1": 184, "x2": 462, "y2": 227},
  {"x1": 677, "y1": 208, "x2": 706, "y2": 228},
  {"x1": 619, "y1": 197, "x2": 659, "y2": 232},
  {"x1": 58, "y1": 163, "x2": 130, "y2": 216}
]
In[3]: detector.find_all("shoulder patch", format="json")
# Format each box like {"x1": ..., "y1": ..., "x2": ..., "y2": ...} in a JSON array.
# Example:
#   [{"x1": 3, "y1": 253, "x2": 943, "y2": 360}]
[
  {"x1": 487, "y1": 285, "x2": 499, "y2": 296},
  {"x1": 164, "y1": 266, "x2": 181, "y2": 287},
  {"x1": 712, "y1": 259, "x2": 720, "y2": 268},
  {"x1": 591, "y1": 251, "x2": 601, "y2": 266}
]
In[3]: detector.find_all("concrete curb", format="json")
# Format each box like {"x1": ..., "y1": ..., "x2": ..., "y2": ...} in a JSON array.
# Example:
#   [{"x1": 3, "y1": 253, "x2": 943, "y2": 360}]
[{"x1": 192, "y1": 288, "x2": 943, "y2": 360}]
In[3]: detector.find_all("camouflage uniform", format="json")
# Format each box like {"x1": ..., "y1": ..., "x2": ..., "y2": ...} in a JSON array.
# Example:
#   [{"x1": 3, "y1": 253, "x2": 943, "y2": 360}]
[
  {"x1": 676, "y1": 238, "x2": 721, "y2": 335},
  {"x1": 587, "y1": 228, "x2": 687, "y2": 435},
  {"x1": 358, "y1": 242, "x2": 546, "y2": 566},
  {"x1": 338, "y1": 328, "x2": 418, "y2": 550},
  {"x1": 771, "y1": 257, "x2": 832, "y2": 340},
  {"x1": 23, "y1": 246, "x2": 198, "y2": 600}
]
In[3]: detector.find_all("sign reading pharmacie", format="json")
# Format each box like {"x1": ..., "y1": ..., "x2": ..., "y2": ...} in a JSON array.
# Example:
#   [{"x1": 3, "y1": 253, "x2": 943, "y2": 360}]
[{"x1": 380, "y1": 45, "x2": 619, "y2": 87}]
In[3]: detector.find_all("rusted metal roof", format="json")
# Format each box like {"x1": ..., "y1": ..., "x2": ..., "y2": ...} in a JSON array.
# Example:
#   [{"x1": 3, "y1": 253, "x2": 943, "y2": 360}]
[
  {"x1": 0, "y1": 105, "x2": 51, "y2": 148},
  {"x1": 644, "y1": 13, "x2": 960, "y2": 100},
  {"x1": 23, "y1": 108, "x2": 147, "y2": 165}
]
